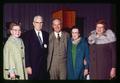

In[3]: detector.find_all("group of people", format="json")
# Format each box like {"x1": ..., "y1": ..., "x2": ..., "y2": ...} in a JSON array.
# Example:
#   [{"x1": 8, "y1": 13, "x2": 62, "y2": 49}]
[{"x1": 3, "y1": 15, "x2": 116, "y2": 80}]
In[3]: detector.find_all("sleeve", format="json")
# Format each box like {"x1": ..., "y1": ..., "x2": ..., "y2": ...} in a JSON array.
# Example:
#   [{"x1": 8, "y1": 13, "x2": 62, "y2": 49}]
[
  {"x1": 106, "y1": 30, "x2": 116, "y2": 67},
  {"x1": 3, "y1": 42, "x2": 16, "y2": 79},
  {"x1": 22, "y1": 33, "x2": 31, "y2": 67},
  {"x1": 67, "y1": 32, "x2": 70, "y2": 39},
  {"x1": 4, "y1": 43, "x2": 10, "y2": 70},
  {"x1": 110, "y1": 42, "x2": 116, "y2": 68},
  {"x1": 84, "y1": 39, "x2": 90, "y2": 69},
  {"x1": 47, "y1": 33, "x2": 53, "y2": 71},
  {"x1": 105, "y1": 29, "x2": 116, "y2": 43},
  {"x1": 88, "y1": 30, "x2": 96, "y2": 44},
  {"x1": 4, "y1": 43, "x2": 16, "y2": 73}
]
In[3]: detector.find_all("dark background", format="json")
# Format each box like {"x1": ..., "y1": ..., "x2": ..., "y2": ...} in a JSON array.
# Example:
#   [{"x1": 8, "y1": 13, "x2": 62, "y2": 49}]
[{"x1": 3, "y1": 3, "x2": 116, "y2": 38}]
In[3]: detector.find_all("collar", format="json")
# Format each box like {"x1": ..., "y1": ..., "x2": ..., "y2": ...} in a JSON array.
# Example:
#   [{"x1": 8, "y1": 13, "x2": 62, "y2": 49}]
[
  {"x1": 54, "y1": 31, "x2": 62, "y2": 38},
  {"x1": 34, "y1": 28, "x2": 42, "y2": 36},
  {"x1": 34, "y1": 28, "x2": 43, "y2": 42},
  {"x1": 88, "y1": 29, "x2": 116, "y2": 44}
]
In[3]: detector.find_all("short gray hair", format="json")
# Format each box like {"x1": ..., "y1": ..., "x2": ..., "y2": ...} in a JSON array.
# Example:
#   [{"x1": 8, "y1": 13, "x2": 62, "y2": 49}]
[{"x1": 33, "y1": 15, "x2": 43, "y2": 22}]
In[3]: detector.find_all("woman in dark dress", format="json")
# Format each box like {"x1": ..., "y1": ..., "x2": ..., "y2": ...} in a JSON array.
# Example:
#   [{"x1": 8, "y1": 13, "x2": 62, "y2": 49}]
[{"x1": 88, "y1": 19, "x2": 116, "y2": 80}]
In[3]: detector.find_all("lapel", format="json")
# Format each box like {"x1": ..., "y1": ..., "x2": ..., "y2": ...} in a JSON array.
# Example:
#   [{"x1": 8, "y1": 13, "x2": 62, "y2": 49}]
[
  {"x1": 61, "y1": 31, "x2": 64, "y2": 42},
  {"x1": 74, "y1": 38, "x2": 83, "y2": 76},
  {"x1": 32, "y1": 29, "x2": 42, "y2": 47},
  {"x1": 68, "y1": 39, "x2": 76, "y2": 77},
  {"x1": 50, "y1": 32, "x2": 56, "y2": 54},
  {"x1": 47, "y1": 32, "x2": 55, "y2": 69},
  {"x1": 51, "y1": 32, "x2": 55, "y2": 48},
  {"x1": 41, "y1": 31, "x2": 45, "y2": 44}
]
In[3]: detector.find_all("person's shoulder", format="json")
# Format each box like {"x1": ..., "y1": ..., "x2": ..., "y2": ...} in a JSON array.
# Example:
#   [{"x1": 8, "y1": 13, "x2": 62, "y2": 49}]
[
  {"x1": 26, "y1": 29, "x2": 34, "y2": 34},
  {"x1": 42, "y1": 30, "x2": 49, "y2": 34},
  {"x1": 24, "y1": 29, "x2": 33, "y2": 35},
  {"x1": 89, "y1": 30, "x2": 96, "y2": 35},
  {"x1": 105, "y1": 29, "x2": 116, "y2": 38},
  {"x1": 22, "y1": 29, "x2": 34, "y2": 36},
  {"x1": 68, "y1": 37, "x2": 71, "y2": 41},
  {"x1": 4, "y1": 37, "x2": 13, "y2": 47},
  {"x1": 106, "y1": 29, "x2": 116, "y2": 42},
  {"x1": 67, "y1": 38, "x2": 72, "y2": 44},
  {"x1": 63, "y1": 31, "x2": 68, "y2": 34},
  {"x1": 81, "y1": 37, "x2": 88, "y2": 43},
  {"x1": 62, "y1": 31, "x2": 70, "y2": 37},
  {"x1": 49, "y1": 31, "x2": 54, "y2": 36},
  {"x1": 21, "y1": 29, "x2": 34, "y2": 40},
  {"x1": 106, "y1": 29, "x2": 115, "y2": 34},
  {"x1": 48, "y1": 32, "x2": 54, "y2": 42},
  {"x1": 42, "y1": 30, "x2": 49, "y2": 37}
]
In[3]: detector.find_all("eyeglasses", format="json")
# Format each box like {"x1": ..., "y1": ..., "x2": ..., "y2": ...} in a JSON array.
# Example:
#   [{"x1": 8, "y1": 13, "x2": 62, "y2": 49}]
[
  {"x1": 11, "y1": 29, "x2": 21, "y2": 32},
  {"x1": 34, "y1": 21, "x2": 44, "y2": 24}
]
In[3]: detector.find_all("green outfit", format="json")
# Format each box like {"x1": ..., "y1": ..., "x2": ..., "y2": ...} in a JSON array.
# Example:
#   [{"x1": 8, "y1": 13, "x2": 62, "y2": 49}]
[
  {"x1": 3, "y1": 36, "x2": 28, "y2": 80},
  {"x1": 72, "y1": 44, "x2": 77, "y2": 69}
]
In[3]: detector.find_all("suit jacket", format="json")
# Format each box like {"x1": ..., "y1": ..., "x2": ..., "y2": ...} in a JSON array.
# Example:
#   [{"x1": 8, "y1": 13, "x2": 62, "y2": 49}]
[
  {"x1": 47, "y1": 31, "x2": 69, "y2": 71},
  {"x1": 22, "y1": 29, "x2": 49, "y2": 80}
]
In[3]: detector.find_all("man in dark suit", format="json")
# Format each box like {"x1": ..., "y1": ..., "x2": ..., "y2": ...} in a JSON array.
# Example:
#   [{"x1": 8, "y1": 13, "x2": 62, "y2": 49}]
[{"x1": 22, "y1": 15, "x2": 49, "y2": 80}]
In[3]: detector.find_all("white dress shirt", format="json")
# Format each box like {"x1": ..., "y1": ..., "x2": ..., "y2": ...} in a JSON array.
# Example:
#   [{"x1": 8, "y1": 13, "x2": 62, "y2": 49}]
[
  {"x1": 54, "y1": 31, "x2": 62, "y2": 38},
  {"x1": 34, "y1": 29, "x2": 43, "y2": 43}
]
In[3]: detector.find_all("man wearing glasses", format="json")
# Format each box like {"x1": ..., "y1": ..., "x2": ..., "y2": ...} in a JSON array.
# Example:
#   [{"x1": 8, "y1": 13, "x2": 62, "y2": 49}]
[{"x1": 22, "y1": 15, "x2": 49, "y2": 80}]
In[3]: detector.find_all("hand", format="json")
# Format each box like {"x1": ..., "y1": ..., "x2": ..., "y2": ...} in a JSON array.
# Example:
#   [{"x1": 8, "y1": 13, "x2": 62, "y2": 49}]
[
  {"x1": 96, "y1": 33, "x2": 105, "y2": 38},
  {"x1": 9, "y1": 72, "x2": 16, "y2": 79},
  {"x1": 96, "y1": 34, "x2": 101, "y2": 38},
  {"x1": 110, "y1": 68, "x2": 116, "y2": 79},
  {"x1": 26, "y1": 67, "x2": 32, "y2": 75},
  {"x1": 84, "y1": 69, "x2": 89, "y2": 77},
  {"x1": 84, "y1": 59, "x2": 87, "y2": 65}
]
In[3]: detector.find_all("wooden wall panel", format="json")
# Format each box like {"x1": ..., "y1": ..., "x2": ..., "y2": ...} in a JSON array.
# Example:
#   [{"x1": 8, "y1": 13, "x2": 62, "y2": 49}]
[
  {"x1": 63, "y1": 11, "x2": 76, "y2": 28},
  {"x1": 52, "y1": 9, "x2": 76, "y2": 29}
]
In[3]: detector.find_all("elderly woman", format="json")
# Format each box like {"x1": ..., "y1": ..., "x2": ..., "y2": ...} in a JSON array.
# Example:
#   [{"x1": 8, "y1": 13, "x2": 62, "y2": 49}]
[
  {"x1": 88, "y1": 19, "x2": 116, "y2": 80},
  {"x1": 67, "y1": 26, "x2": 90, "y2": 80},
  {"x1": 3, "y1": 22, "x2": 28, "y2": 80}
]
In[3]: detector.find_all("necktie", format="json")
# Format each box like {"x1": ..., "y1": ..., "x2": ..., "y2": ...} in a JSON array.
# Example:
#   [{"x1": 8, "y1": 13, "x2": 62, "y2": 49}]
[
  {"x1": 38, "y1": 32, "x2": 43, "y2": 46},
  {"x1": 57, "y1": 33, "x2": 60, "y2": 41}
]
